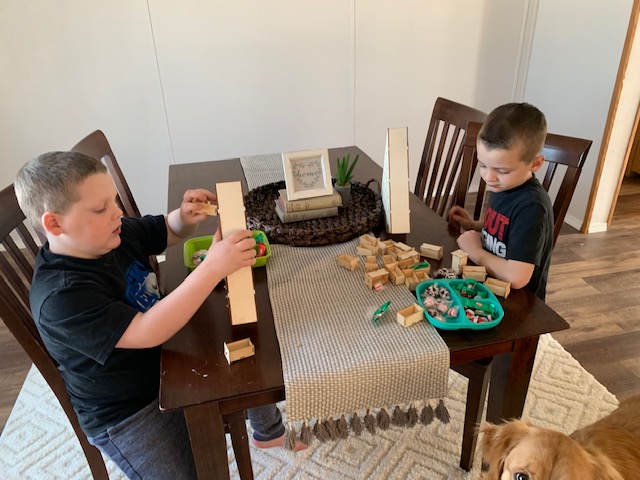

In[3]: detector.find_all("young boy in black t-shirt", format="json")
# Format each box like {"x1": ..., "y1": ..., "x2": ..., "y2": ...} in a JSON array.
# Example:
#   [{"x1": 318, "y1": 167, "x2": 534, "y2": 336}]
[
  {"x1": 15, "y1": 151, "x2": 299, "y2": 480},
  {"x1": 448, "y1": 102, "x2": 553, "y2": 300}
]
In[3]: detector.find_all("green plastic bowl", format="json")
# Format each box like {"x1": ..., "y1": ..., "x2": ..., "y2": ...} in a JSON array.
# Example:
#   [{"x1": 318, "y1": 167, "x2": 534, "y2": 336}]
[
  {"x1": 183, "y1": 230, "x2": 271, "y2": 270},
  {"x1": 415, "y1": 278, "x2": 503, "y2": 330}
]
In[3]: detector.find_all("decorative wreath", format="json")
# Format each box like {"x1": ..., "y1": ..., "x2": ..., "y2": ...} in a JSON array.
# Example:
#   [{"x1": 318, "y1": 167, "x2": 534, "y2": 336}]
[{"x1": 245, "y1": 180, "x2": 383, "y2": 247}]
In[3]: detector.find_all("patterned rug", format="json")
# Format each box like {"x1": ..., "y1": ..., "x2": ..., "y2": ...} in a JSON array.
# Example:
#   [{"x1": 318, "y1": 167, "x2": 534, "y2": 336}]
[{"x1": 0, "y1": 334, "x2": 618, "y2": 479}]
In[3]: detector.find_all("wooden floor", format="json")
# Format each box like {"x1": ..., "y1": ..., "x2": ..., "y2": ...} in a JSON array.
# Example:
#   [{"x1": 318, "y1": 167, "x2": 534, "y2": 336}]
[{"x1": 2, "y1": 177, "x2": 640, "y2": 434}]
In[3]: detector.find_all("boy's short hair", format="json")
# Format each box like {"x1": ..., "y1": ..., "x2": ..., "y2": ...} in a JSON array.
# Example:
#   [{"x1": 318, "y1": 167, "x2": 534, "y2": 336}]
[
  {"x1": 15, "y1": 151, "x2": 107, "y2": 230},
  {"x1": 479, "y1": 102, "x2": 547, "y2": 163}
]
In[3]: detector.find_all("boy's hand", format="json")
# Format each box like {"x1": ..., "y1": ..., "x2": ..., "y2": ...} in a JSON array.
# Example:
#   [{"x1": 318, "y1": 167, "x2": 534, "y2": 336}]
[
  {"x1": 180, "y1": 189, "x2": 217, "y2": 226},
  {"x1": 448, "y1": 206, "x2": 483, "y2": 232},
  {"x1": 202, "y1": 228, "x2": 256, "y2": 278}
]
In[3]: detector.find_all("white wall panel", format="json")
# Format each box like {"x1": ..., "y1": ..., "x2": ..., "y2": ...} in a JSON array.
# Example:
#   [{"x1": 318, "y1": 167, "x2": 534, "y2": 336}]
[
  {"x1": 524, "y1": 0, "x2": 633, "y2": 229},
  {"x1": 148, "y1": 0, "x2": 354, "y2": 165},
  {"x1": 0, "y1": 1, "x2": 171, "y2": 215},
  {"x1": 354, "y1": 0, "x2": 526, "y2": 188}
]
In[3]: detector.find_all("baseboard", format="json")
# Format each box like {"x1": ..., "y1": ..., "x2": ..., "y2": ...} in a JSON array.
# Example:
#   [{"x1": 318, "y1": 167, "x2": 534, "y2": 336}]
[{"x1": 563, "y1": 212, "x2": 608, "y2": 233}]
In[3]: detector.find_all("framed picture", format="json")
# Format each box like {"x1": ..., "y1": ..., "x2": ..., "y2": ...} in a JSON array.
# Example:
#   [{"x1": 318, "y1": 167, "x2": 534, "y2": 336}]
[{"x1": 282, "y1": 149, "x2": 333, "y2": 200}]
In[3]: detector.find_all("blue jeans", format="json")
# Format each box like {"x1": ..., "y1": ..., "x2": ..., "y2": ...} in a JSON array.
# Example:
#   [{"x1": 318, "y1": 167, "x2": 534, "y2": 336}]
[{"x1": 88, "y1": 400, "x2": 284, "y2": 480}]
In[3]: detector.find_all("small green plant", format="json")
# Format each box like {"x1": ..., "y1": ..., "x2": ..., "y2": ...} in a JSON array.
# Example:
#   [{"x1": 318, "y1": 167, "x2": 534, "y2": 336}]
[{"x1": 335, "y1": 153, "x2": 359, "y2": 186}]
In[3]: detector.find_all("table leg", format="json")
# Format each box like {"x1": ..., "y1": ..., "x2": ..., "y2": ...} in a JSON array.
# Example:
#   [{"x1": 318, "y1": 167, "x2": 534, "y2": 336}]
[
  {"x1": 227, "y1": 410, "x2": 254, "y2": 480},
  {"x1": 184, "y1": 402, "x2": 230, "y2": 480},
  {"x1": 486, "y1": 336, "x2": 540, "y2": 423},
  {"x1": 453, "y1": 358, "x2": 492, "y2": 471}
]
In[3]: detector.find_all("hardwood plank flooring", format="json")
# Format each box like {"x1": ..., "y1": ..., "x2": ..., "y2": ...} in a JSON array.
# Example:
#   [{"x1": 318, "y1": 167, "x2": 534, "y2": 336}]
[{"x1": 2, "y1": 176, "x2": 640, "y2": 433}]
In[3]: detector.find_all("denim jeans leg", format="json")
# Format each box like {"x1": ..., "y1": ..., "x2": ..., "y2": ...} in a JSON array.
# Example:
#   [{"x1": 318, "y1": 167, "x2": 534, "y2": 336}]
[
  {"x1": 247, "y1": 403, "x2": 285, "y2": 441},
  {"x1": 88, "y1": 399, "x2": 197, "y2": 480}
]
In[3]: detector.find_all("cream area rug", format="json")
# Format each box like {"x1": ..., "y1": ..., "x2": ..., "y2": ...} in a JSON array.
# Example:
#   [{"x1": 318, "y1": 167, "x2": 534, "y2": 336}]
[{"x1": 0, "y1": 334, "x2": 618, "y2": 480}]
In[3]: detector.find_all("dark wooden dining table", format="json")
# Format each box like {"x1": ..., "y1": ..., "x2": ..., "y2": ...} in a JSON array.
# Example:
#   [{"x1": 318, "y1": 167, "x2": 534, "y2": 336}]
[{"x1": 160, "y1": 146, "x2": 570, "y2": 480}]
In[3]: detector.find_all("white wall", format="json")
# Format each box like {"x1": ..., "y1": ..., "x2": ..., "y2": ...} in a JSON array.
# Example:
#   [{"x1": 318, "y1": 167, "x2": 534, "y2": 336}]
[
  {"x1": 0, "y1": 0, "x2": 632, "y2": 231},
  {"x1": 524, "y1": 0, "x2": 633, "y2": 230},
  {"x1": 0, "y1": 1, "x2": 171, "y2": 216}
]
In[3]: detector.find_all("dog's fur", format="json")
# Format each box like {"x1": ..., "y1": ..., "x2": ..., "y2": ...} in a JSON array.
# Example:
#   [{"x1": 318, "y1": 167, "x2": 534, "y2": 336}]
[{"x1": 479, "y1": 394, "x2": 640, "y2": 479}]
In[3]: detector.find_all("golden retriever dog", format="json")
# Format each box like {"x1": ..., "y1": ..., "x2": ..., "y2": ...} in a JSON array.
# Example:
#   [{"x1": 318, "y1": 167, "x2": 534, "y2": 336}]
[{"x1": 478, "y1": 394, "x2": 640, "y2": 479}]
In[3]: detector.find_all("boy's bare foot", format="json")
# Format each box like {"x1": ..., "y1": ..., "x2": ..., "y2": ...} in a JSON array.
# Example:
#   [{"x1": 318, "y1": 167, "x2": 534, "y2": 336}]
[{"x1": 250, "y1": 432, "x2": 308, "y2": 451}]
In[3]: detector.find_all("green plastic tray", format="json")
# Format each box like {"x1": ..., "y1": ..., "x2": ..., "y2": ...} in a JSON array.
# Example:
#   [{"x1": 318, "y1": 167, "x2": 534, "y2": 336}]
[
  {"x1": 183, "y1": 230, "x2": 271, "y2": 270},
  {"x1": 415, "y1": 278, "x2": 503, "y2": 330}
]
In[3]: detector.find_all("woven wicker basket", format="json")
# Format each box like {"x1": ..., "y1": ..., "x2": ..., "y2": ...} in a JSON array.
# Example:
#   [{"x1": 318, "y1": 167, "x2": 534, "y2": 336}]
[{"x1": 245, "y1": 180, "x2": 383, "y2": 246}]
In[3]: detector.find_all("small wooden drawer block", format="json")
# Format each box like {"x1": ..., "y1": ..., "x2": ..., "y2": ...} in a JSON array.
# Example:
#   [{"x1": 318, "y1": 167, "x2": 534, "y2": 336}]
[
  {"x1": 359, "y1": 233, "x2": 378, "y2": 246},
  {"x1": 382, "y1": 254, "x2": 395, "y2": 266},
  {"x1": 194, "y1": 201, "x2": 218, "y2": 216},
  {"x1": 224, "y1": 338, "x2": 255, "y2": 364},
  {"x1": 451, "y1": 249, "x2": 468, "y2": 274},
  {"x1": 420, "y1": 242, "x2": 443, "y2": 260},
  {"x1": 484, "y1": 277, "x2": 511, "y2": 298},
  {"x1": 397, "y1": 303, "x2": 424, "y2": 327},
  {"x1": 397, "y1": 255, "x2": 419, "y2": 269},
  {"x1": 386, "y1": 264, "x2": 406, "y2": 285},
  {"x1": 356, "y1": 244, "x2": 377, "y2": 256},
  {"x1": 397, "y1": 248, "x2": 420, "y2": 261},
  {"x1": 462, "y1": 265, "x2": 487, "y2": 282},
  {"x1": 365, "y1": 268, "x2": 389, "y2": 289},
  {"x1": 337, "y1": 253, "x2": 359, "y2": 271},
  {"x1": 405, "y1": 270, "x2": 430, "y2": 291}
]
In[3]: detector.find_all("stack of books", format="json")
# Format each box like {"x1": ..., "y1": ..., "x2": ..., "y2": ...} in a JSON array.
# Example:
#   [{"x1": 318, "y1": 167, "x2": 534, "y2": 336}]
[{"x1": 274, "y1": 188, "x2": 342, "y2": 223}]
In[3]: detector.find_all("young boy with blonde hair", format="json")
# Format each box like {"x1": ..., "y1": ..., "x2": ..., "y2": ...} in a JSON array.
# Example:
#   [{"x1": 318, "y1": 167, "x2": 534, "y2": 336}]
[
  {"x1": 15, "y1": 151, "x2": 295, "y2": 480},
  {"x1": 448, "y1": 102, "x2": 553, "y2": 300}
]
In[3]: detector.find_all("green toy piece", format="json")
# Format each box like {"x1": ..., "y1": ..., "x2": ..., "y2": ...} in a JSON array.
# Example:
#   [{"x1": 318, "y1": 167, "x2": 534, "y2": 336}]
[{"x1": 372, "y1": 301, "x2": 391, "y2": 324}]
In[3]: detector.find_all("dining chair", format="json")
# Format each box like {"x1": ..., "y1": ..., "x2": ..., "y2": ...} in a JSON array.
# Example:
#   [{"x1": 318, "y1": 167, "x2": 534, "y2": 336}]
[
  {"x1": 0, "y1": 184, "x2": 109, "y2": 479},
  {"x1": 414, "y1": 97, "x2": 487, "y2": 218},
  {"x1": 456, "y1": 121, "x2": 593, "y2": 247},
  {"x1": 71, "y1": 130, "x2": 162, "y2": 284}
]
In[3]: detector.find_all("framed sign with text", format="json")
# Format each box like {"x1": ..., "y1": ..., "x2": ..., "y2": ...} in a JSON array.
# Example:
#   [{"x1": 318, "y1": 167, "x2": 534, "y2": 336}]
[{"x1": 282, "y1": 149, "x2": 333, "y2": 200}]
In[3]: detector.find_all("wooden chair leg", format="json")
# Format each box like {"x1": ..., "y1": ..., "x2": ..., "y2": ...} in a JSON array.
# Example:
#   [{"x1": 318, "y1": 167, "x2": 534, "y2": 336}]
[
  {"x1": 453, "y1": 358, "x2": 492, "y2": 471},
  {"x1": 227, "y1": 411, "x2": 254, "y2": 480}
]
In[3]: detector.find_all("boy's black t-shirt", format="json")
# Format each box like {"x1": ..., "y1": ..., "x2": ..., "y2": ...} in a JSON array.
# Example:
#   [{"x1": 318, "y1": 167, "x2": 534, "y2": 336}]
[
  {"x1": 29, "y1": 215, "x2": 167, "y2": 437},
  {"x1": 481, "y1": 175, "x2": 553, "y2": 300}
]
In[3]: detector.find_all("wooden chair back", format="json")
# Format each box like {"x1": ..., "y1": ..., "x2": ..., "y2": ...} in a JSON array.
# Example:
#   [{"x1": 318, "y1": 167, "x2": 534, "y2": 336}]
[
  {"x1": 0, "y1": 184, "x2": 109, "y2": 479},
  {"x1": 415, "y1": 97, "x2": 487, "y2": 218},
  {"x1": 457, "y1": 121, "x2": 592, "y2": 247},
  {"x1": 71, "y1": 130, "x2": 161, "y2": 282},
  {"x1": 71, "y1": 129, "x2": 140, "y2": 218}
]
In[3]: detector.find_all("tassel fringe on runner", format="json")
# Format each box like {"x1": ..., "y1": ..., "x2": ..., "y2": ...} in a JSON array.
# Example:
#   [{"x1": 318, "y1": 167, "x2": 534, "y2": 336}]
[{"x1": 284, "y1": 400, "x2": 450, "y2": 450}]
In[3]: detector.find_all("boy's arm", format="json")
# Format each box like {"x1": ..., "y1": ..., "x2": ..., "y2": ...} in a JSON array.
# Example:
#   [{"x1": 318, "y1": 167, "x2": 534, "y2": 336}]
[
  {"x1": 116, "y1": 229, "x2": 256, "y2": 348},
  {"x1": 448, "y1": 206, "x2": 483, "y2": 231},
  {"x1": 456, "y1": 230, "x2": 534, "y2": 289},
  {"x1": 165, "y1": 188, "x2": 218, "y2": 247}
]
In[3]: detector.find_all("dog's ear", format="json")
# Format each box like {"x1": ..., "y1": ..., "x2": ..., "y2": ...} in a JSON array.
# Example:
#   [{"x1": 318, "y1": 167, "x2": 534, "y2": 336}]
[{"x1": 479, "y1": 420, "x2": 533, "y2": 479}]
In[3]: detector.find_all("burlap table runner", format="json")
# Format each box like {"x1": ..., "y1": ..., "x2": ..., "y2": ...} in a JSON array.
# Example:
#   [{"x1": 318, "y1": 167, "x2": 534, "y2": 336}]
[{"x1": 240, "y1": 154, "x2": 450, "y2": 434}]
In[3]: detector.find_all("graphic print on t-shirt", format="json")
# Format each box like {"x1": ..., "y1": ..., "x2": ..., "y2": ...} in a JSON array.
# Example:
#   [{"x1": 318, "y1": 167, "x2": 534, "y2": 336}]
[
  {"x1": 125, "y1": 261, "x2": 161, "y2": 312},
  {"x1": 482, "y1": 207, "x2": 509, "y2": 258}
]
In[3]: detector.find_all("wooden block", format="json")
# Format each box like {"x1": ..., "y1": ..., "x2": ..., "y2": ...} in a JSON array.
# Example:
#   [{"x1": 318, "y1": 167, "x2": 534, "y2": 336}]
[
  {"x1": 356, "y1": 245, "x2": 376, "y2": 256},
  {"x1": 420, "y1": 242, "x2": 443, "y2": 260},
  {"x1": 359, "y1": 233, "x2": 378, "y2": 246},
  {"x1": 386, "y1": 264, "x2": 406, "y2": 285},
  {"x1": 397, "y1": 304, "x2": 424, "y2": 327},
  {"x1": 451, "y1": 249, "x2": 468, "y2": 274},
  {"x1": 194, "y1": 201, "x2": 218, "y2": 216},
  {"x1": 485, "y1": 277, "x2": 511, "y2": 298},
  {"x1": 381, "y1": 127, "x2": 411, "y2": 233},
  {"x1": 224, "y1": 338, "x2": 255, "y2": 364},
  {"x1": 377, "y1": 241, "x2": 388, "y2": 255},
  {"x1": 397, "y1": 248, "x2": 420, "y2": 261},
  {"x1": 364, "y1": 261, "x2": 379, "y2": 273},
  {"x1": 337, "y1": 253, "x2": 358, "y2": 271},
  {"x1": 462, "y1": 265, "x2": 487, "y2": 282},
  {"x1": 381, "y1": 254, "x2": 395, "y2": 266},
  {"x1": 397, "y1": 256, "x2": 419, "y2": 269},
  {"x1": 365, "y1": 268, "x2": 389, "y2": 289},
  {"x1": 394, "y1": 242, "x2": 413, "y2": 252},
  {"x1": 405, "y1": 270, "x2": 430, "y2": 291},
  {"x1": 216, "y1": 181, "x2": 257, "y2": 325}
]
